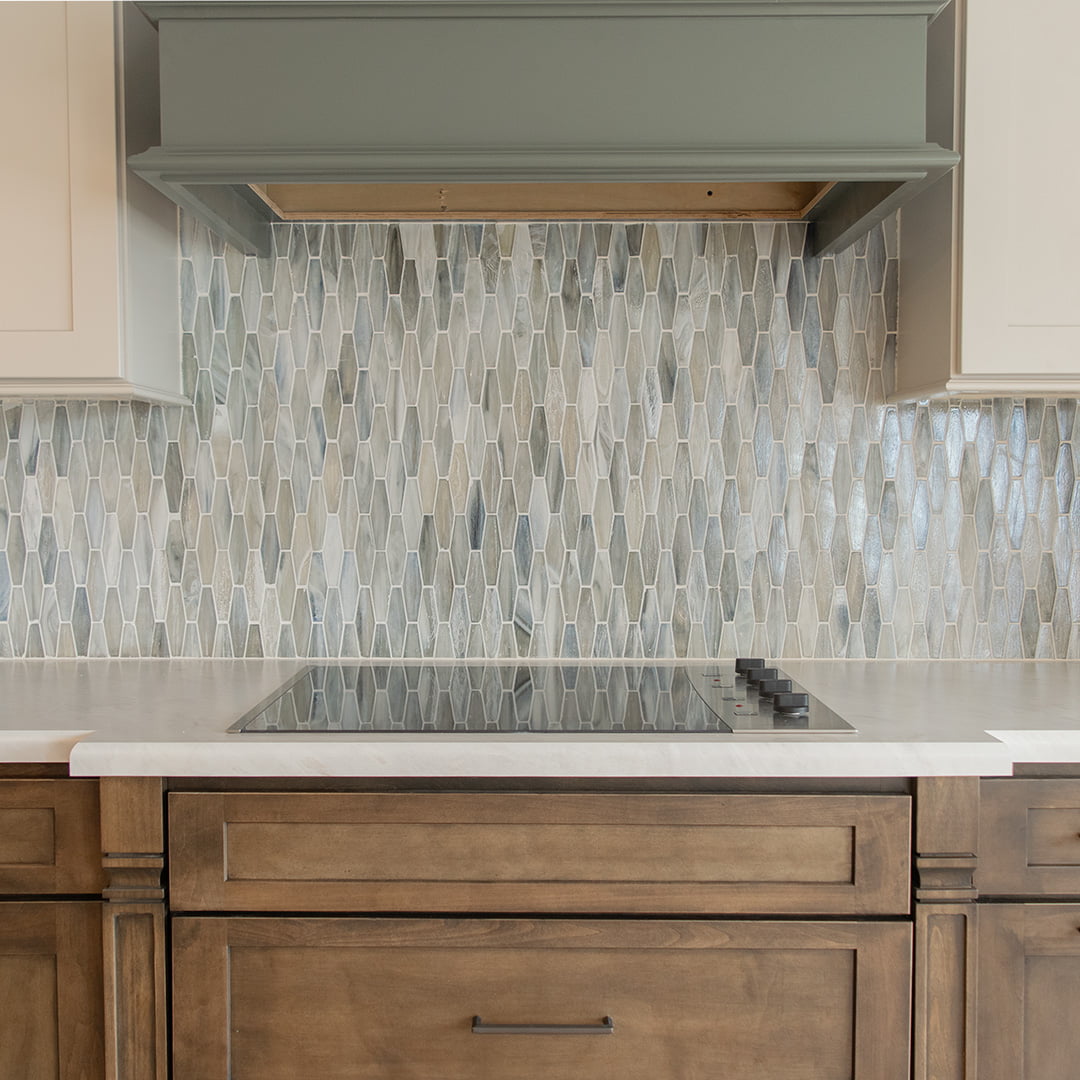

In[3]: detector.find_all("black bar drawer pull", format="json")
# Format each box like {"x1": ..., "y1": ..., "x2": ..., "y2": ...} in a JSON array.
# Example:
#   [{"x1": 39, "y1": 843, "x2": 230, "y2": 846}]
[{"x1": 471, "y1": 1015, "x2": 614, "y2": 1035}]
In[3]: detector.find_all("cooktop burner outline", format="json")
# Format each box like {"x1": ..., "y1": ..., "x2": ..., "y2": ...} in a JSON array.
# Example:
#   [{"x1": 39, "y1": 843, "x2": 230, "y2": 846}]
[{"x1": 229, "y1": 663, "x2": 857, "y2": 735}]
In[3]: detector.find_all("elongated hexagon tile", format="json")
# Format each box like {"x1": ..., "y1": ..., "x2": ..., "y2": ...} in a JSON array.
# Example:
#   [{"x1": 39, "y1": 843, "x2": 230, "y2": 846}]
[{"x1": 1, "y1": 217, "x2": 1078, "y2": 656}]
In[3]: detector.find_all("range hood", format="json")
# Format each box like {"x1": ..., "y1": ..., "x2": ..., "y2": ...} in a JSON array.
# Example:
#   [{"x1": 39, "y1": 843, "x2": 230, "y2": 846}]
[{"x1": 130, "y1": 0, "x2": 957, "y2": 257}]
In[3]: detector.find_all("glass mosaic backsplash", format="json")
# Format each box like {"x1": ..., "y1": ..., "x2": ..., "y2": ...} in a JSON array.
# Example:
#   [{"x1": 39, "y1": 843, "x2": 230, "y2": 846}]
[{"x1": 0, "y1": 215, "x2": 1077, "y2": 659}]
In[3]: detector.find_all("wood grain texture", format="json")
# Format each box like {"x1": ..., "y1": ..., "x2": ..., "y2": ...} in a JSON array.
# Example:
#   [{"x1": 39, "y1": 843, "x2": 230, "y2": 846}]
[
  {"x1": 0, "y1": 780, "x2": 103, "y2": 895},
  {"x1": 979, "y1": 780, "x2": 1080, "y2": 896},
  {"x1": 977, "y1": 904, "x2": 1080, "y2": 1080},
  {"x1": 0, "y1": 763, "x2": 69, "y2": 780},
  {"x1": 1013, "y1": 764, "x2": 1080, "y2": 779},
  {"x1": 0, "y1": 901, "x2": 105, "y2": 1080},
  {"x1": 169, "y1": 791, "x2": 911, "y2": 915},
  {"x1": 917, "y1": 778, "x2": 980, "y2": 857},
  {"x1": 0, "y1": 808, "x2": 55, "y2": 865},
  {"x1": 914, "y1": 904, "x2": 976, "y2": 1080},
  {"x1": 102, "y1": 905, "x2": 167, "y2": 1080},
  {"x1": 0, "y1": 953, "x2": 58, "y2": 1080},
  {"x1": 916, "y1": 777, "x2": 979, "y2": 900},
  {"x1": 100, "y1": 778, "x2": 167, "y2": 1080},
  {"x1": 99, "y1": 778, "x2": 164, "y2": 857},
  {"x1": 223, "y1": 821, "x2": 855, "y2": 882},
  {"x1": 172, "y1": 916, "x2": 910, "y2": 1080},
  {"x1": 165, "y1": 776, "x2": 913, "y2": 794}
]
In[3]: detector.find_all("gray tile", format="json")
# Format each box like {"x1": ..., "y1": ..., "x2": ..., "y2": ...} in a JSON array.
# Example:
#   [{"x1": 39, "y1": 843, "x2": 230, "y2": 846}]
[{"x1": 2, "y1": 215, "x2": 1076, "y2": 659}]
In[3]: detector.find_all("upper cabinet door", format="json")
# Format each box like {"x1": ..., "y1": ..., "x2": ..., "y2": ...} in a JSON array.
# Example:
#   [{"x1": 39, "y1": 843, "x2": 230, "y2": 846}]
[
  {"x1": 0, "y1": 2, "x2": 183, "y2": 403},
  {"x1": 960, "y1": 0, "x2": 1080, "y2": 385},
  {"x1": 897, "y1": 0, "x2": 1080, "y2": 398},
  {"x1": 0, "y1": 2, "x2": 121, "y2": 371}
]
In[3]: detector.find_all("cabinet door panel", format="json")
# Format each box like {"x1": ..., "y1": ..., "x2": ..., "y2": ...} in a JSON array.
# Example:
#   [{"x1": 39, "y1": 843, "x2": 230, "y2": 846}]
[
  {"x1": 0, "y1": 902, "x2": 105, "y2": 1080},
  {"x1": 173, "y1": 916, "x2": 911, "y2": 1080},
  {"x1": 896, "y1": 0, "x2": 1080, "y2": 397},
  {"x1": 0, "y1": 2, "x2": 122, "y2": 379},
  {"x1": 962, "y1": 0, "x2": 1080, "y2": 377},
  {"x1": 978, "y1": 905, "x2": 1080, "y2": 1080}
]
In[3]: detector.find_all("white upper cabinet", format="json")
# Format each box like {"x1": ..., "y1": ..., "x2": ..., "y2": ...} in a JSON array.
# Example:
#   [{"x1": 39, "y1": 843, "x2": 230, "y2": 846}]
[
  {"x1": 897, "y1": 0, "x2": 1080, "y2": 398},
  {"x1": 0, "y1": 2, "x2": 182, "y2": 403}
]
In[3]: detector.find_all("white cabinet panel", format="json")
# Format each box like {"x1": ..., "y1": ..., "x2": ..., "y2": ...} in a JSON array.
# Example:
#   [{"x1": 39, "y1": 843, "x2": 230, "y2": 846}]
[
  {"x1": 898, "y1": 0, "x2": 1080, "y2": 397},
  {"x1": 1002, "y1": 7, "x2": 1080, "y2": 328},
  {"x1": 0, "y1": 3, "x2": 73, "y2": 332},
  {"x1": 0, "y1": 2, "x2": 182, "y2": 403}
]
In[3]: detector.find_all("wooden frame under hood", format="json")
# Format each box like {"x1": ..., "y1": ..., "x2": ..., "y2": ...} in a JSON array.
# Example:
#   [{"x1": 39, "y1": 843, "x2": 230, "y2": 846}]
[{"x1": 130, "y1": 0, "x2": 957, "y2": 256}]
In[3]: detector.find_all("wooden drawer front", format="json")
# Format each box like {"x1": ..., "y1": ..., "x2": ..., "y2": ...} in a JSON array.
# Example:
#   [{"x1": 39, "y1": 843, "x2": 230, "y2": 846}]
[
  {"x1": 169, "y1": 792, "x2": 911, "y2": 915},
  {"x1": 173, "y1": 916, "x2": 911, "y2": 1080},
  {"x1": 977, "y1": 905, "x2": 1080, "y2": 1080},
  {"x1": 980, "y1": 780, "x2": 1080, "y2": 896},
  {"x1": 0, "y1": 781, "x2": 103, "y2": 895},
  {"x1": 0, "y1": 902, "x2": 105, "y2": 1080}
]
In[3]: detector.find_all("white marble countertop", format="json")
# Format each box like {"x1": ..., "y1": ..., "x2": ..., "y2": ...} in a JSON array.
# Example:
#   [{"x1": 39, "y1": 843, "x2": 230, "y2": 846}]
[
  {"x1": 0, "y1": 656, "x2": 1075, "y2": 777},
  {"x1": 2, "y1": 659, "x2": 1080, "y2": 777}
]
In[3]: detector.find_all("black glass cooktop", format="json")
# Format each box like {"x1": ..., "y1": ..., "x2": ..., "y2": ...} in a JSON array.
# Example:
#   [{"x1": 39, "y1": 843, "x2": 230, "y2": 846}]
[{"x1": 230, "y1": 664, "x2": 856, "y2": 735}]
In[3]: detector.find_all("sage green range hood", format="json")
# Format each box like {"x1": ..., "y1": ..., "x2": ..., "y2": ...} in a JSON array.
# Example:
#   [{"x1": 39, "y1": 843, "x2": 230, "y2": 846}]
[{"x1": 129, "y1": 0, "x2": 958, "y2": 257}]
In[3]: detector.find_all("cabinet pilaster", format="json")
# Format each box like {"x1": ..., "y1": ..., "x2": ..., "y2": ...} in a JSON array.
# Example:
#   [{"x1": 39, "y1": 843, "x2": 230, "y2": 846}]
[
  {"x1": 99, "y1": 778, "x2": 168, "y2": 1080},
  {"x1": 914, "y1": 777, "x2": 980, "y2": 1080}
]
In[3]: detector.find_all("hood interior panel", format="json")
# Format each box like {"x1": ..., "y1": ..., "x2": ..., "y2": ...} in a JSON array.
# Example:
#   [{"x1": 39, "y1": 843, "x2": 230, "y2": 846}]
[{"x1": 249, "y1": 180, "x2": 837, "y2": 221}]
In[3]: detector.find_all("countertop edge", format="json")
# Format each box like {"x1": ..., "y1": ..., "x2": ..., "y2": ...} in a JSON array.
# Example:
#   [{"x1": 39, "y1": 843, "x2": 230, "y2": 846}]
[{"x1": 65, "y1": 735, "x2": 1019, "y2": 778}]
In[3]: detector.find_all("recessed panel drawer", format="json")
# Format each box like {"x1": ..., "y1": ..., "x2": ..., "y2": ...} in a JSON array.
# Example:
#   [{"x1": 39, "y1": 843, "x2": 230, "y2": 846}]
[
  {"x1": 980, "y1": 780, "x2": 1080, "y2": 896},
  {"x1": 169, "y1": 792, "x2": 911, "y2": 915},
  {"x1": 0, "y1": 781, "x2": 103, "y2": 895},
  {"x1": 172, "y1": 916, "x2": 912, "y2": 1080}
]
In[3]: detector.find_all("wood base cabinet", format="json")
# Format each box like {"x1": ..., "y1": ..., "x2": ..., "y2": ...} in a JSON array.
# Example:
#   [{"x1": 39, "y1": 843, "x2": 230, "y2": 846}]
[
  {"x1": 0, "y1": 902, "x2": 105, "y2": 1080},
  {"x1": 0, "y1": 776, "x2": 106, "y2": 1078},
  {"x1": 172, "y1": 916, "x2": 911, "y2": 1080},
  {"x1": 973, "y1": 781, "x2": 1080, "y2": 1080},
  {"x1": 977, "y1": 905, "x2": 1080, "y2": 1080},
  {"x1": 913, "y1": 777, "x2": 1080, "y2": 1080}
]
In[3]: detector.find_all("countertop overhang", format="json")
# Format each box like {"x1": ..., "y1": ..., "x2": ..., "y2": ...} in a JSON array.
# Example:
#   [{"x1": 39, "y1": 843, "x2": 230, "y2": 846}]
[{"x1": 1, "y1": 659, "x2": 1079, "y2": 778}]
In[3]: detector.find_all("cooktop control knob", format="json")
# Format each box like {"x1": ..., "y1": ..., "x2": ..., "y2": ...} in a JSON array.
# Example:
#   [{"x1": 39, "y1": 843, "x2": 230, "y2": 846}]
[
  {"x1": 734, "y1": 658, "x2": 765, "y2": 676},
  {"x1": 773, "y1": 692, "x2": 810, "y2": 714},
  {"x1": 759, "y1": 679, "x2": 793, "y2": 698},
  {"x1": 747, "y1": 667, "x2": 778, "y2": 687}
]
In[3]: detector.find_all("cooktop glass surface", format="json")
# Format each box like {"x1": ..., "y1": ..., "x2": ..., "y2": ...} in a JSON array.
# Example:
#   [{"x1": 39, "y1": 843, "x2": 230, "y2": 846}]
[{"x1": 230, "y1": 665, "x2": 856, "y2": 734}]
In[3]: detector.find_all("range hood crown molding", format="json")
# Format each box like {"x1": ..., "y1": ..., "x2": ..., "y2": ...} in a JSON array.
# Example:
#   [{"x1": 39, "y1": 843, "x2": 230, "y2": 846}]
[
  {"x1": 132, "y1": 146, "x2": 960, "y2": 184},
  {"x1": 138, "y1": 1, "x2": 950, "y2": 20},
  {"x1": 132, "y1": 0, "x2": 957, "y2": 256}
]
